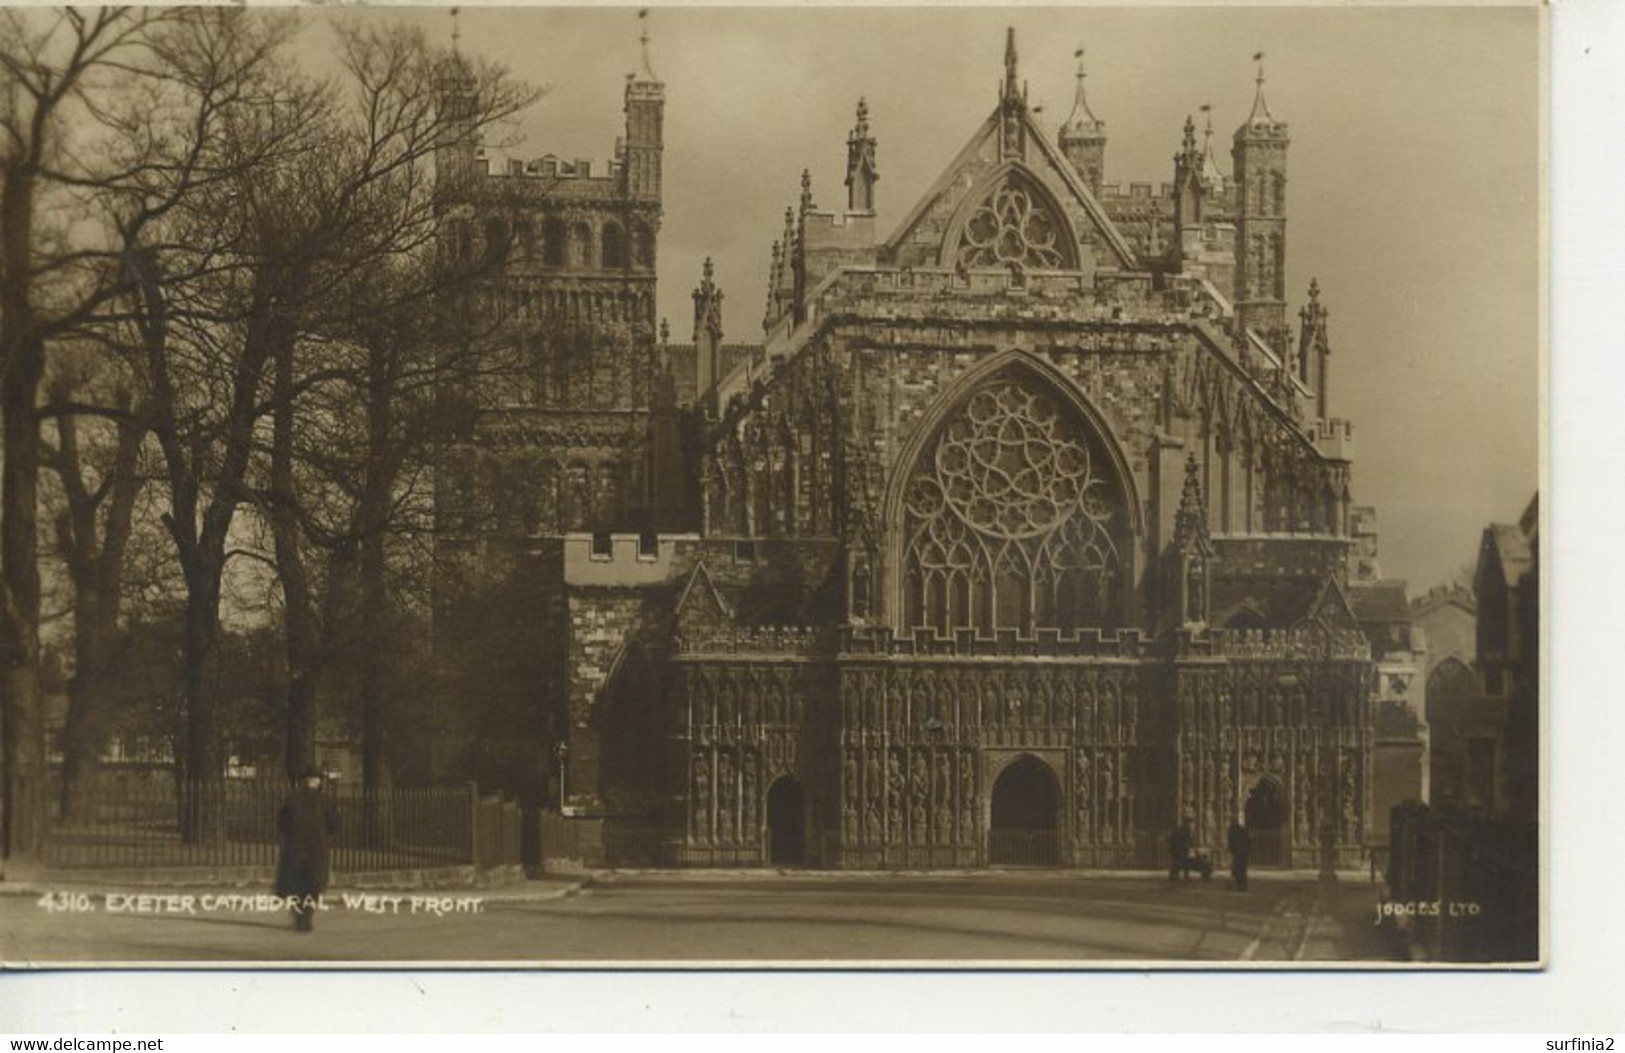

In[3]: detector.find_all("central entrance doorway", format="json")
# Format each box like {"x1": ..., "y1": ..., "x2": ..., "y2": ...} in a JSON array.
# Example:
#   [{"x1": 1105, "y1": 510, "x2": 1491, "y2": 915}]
[
  {"x1": 988, "y1": 755, "x2": 1060, "y2": 866},
  {"x1": 1244, "y1": 776, "x2": 1287, "y2": 867},
  {"x1": 766, "y1": 775, "x2": 806, "y2": 866}
]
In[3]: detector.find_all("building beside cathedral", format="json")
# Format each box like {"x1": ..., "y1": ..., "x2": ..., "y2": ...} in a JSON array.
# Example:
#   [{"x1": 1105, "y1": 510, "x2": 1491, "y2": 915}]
[{"x1": 434, "y1": 29, "x2": 1404, "y2": 870}]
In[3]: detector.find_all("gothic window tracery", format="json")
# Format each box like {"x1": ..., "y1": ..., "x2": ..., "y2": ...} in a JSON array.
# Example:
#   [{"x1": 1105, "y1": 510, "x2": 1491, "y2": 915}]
[
  {"x1": 953, "y1": 175, "x2": 1075, "y2": 274},
  {"x1": 903, "y1": 379, "x2": 1123, "y2": 636}
]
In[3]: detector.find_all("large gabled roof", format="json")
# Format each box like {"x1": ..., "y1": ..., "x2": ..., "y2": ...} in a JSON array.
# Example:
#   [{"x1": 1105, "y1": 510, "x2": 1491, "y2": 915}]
[{"x1": 879, "y1": 95, "x2": 1139, "y2": 271}]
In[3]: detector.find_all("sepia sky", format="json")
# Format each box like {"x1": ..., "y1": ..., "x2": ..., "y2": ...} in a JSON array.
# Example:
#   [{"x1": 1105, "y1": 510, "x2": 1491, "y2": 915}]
[{"x1": 375, "y1": 4, "x2": 1540, "y2": 594}]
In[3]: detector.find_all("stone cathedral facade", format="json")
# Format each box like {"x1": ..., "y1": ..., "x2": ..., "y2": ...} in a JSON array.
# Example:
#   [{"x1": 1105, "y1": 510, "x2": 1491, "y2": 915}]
[{"x1": 436, "y1": 30, "x2": 1383, "y2": 869}]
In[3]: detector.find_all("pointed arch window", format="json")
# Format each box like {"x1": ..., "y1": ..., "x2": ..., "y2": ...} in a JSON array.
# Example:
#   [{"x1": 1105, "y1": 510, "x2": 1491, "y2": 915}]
[
  {"x1": 903, "y1": 379, "x2": 1122, "y2": 636},
  {"x1": 953, "y1": 172, "x2": 1077, "y2": 274}
]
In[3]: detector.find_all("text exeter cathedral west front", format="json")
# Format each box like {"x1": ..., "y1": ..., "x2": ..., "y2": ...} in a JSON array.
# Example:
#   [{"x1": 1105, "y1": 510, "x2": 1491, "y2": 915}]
[{"x1": 433, "y1": 30, "x2": 1401, "y2": 869}]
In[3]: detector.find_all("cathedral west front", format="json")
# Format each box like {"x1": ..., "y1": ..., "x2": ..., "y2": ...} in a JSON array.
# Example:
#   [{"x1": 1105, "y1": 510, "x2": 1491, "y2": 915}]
[{"x1": 434, "y1": 28, "x2": 1386, "y2": 870}]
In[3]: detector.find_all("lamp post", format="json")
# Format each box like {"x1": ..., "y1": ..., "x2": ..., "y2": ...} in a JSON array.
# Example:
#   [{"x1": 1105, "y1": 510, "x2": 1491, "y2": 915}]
[{"x1": 554, "y1": 739, "x2": 570, "y2": 816}]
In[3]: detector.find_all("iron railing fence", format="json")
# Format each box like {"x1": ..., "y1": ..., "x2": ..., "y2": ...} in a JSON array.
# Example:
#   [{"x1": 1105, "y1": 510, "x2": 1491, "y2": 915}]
[
  {"x1": 987, "y1": 829, "x2": 1062, "y2": 867},
  {"x1": 40, "y1": 777, "x2": 522, "y2": 874}
]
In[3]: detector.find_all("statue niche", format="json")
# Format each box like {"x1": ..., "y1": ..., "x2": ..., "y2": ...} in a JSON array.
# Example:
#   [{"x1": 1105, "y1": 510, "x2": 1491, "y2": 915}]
[{"x1": 901, "y1": 377, "x2": 1126, "y2": 636}]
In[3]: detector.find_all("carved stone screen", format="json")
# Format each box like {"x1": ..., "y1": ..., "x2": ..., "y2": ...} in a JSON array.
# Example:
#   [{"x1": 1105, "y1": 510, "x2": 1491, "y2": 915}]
[{"x1": 902, "y1": 379, "x2": 1122, "y2": 635}]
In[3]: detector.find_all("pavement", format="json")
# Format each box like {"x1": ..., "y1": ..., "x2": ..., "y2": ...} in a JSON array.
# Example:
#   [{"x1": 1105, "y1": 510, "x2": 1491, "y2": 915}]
[{"x1": 0, "y1": 867, "x2": 1405, "y2": 966}]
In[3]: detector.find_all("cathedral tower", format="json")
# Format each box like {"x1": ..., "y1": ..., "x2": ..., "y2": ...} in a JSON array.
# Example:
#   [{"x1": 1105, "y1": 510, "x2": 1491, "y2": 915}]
[
  {"x1": 623, "y1": 21, "x2": 665, "y2": 202},
  {"x1": 1231, "y1": 57, "x2": 1290, "y2": 354},
  {"x1": 1058, "y1": 48, "x2": 1107, "y2": 196}
]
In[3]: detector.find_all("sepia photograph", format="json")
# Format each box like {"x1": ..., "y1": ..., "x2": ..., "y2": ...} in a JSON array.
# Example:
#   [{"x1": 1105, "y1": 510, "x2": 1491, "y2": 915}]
[{"x1": 0, "y1": 3, "x2": 1542, "y2": 970}]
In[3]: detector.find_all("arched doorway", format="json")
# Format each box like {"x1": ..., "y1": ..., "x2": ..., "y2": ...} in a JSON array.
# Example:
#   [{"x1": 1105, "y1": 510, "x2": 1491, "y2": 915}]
[
  {"x1": 765, "y1": 775, "x2": 805, "y2": 866},
  {"x1": 988, "y1": 755, "x2": 1061, "y2": 866},
  {"x1": 1244, "y1": 777, "x2": 1287, "y2": 867}
]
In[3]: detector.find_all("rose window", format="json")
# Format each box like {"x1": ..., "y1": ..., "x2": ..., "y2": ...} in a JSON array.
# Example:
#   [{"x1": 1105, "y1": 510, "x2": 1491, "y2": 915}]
[
  {"x1": 903, "y1": 380, "x2": 1121, "y2": 635},
  {"x1": 955, "y1": 181, "x2": 1072, "y2": 273}
]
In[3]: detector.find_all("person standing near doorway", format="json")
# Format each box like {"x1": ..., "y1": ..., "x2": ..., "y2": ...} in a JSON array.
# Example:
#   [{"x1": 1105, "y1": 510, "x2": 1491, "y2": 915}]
[
  {"x1": 1227, "y1": 818, "x2": 1252, "y2": 891},
  {"x1": 276, "y1": 766, "x2": 339, "y2": 932}
]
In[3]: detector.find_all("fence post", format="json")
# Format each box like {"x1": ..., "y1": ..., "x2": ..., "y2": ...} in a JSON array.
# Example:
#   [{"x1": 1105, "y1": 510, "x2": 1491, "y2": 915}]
[{"x1": 467, "y1": 782, "x2": 480, "y2": 870}]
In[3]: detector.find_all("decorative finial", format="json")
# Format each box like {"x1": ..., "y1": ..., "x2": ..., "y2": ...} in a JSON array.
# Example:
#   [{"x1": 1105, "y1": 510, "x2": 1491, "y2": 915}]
[
  {"x1": 1175, "y1": 451, "x2": 1210, "y2": 546},
  {"x1": 1308, "y1": 276, "x2": 1320, "y2": 304},
  {"x1": 1061, "y1": 43, "x2": 1103, "y2": 137},
  {"x1": 636, "y1": 9, "x2": 658, "y2": 81},
  {"x1": 1005, "y1": 27, "x2": 1019, "y2": 93},
  {"x1": 702, "y1": 255, "x2": 714, "y2": 283},
  {"x1": 1245, "y1": 50, "x2": 1277, "y2": 125},
  {"x1": 855, "y1": 96, "x2": 869, "y2": 137},
  {"x1": 450, "y1": 7, "x2": 461, "y2": 52},
  {"x1": 660, "y1": 317, "x2": 670, "y2": 345},
  {"x1": 799, "y1": 169, "x2": 814, "y2": 214}
]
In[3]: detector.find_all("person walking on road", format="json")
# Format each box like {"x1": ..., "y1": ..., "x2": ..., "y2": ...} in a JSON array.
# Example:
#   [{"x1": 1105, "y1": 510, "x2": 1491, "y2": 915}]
[
  {"x1": 1167, "y1": 816, "x2": 1195, "y2": 882},
  {"x1": 276, "y1": 766, "x2": 339, "y2": 932},
  {"x1": 1227, "y1": 819, "x2": 1252, "y2": 891}
]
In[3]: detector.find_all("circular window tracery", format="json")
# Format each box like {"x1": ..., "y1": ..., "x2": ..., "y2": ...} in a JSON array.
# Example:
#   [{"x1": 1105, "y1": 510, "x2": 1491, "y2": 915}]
[
  {"x1": 903, "y1": 379, "x2": 1122, "y2": 635},
  {"x1": 955, "y1": 181, "x2": 1070, "y2": 273}
]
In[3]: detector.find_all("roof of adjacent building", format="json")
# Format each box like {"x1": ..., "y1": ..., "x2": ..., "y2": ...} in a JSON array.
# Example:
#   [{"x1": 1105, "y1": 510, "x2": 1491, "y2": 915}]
[
  {"x1": 1411, "y1": 583, "x2": 1476, "y2": 618},
  {"x1": 666, "y1": 343, "x2": 763, "y2": 405},
  {"x1": 1487, "y1": 522, "x2": 1534, "y2": 582},
  {"x1": 1348, "y1": 580, "x2": 1411, "y2": 625}
]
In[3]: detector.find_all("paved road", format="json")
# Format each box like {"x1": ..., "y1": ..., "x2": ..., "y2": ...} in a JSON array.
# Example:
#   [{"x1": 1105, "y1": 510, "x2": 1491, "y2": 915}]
[{"x1": 0, "y1": 870, "x2": 1401, "y2": 965}]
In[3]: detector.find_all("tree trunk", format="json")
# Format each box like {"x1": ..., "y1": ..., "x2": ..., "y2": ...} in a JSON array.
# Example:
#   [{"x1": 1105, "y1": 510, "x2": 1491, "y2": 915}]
[
  {"x1": 0, "y1": 155, "x2": 48, "y2": 870},
  {"x1": 179, "y1": 557, "x2": 224, "y2": 841},
  {"x1": 53, "y1": 403, "x2": 144, "y2": 822},
  {"x1": 269, "y1": 330, "x2": 321, "y2": 781},
  {"x1": 358, "y1": 338, "x2": 394, "y2": 793},
  {"x1": 58, "y1": 580, "x2": 119, "y2": 822}
]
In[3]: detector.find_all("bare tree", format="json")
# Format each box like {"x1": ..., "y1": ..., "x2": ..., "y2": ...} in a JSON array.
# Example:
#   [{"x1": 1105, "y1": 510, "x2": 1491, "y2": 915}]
[
  {"x1": 37, "y1": 344, "x2": 149, "y2": 819},
  {"x1": 0, "y1": 6, "x2": 196, "y2": 868}
]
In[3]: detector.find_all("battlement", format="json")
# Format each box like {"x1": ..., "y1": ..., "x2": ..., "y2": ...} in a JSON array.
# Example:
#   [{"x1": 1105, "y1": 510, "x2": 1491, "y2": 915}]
[
  {"x1": 1317, "y1": 417, "x2": 1354, "y2": 459},
  {"x1": 798, "y1": 266, "x2": 1231, "y2": 331},
  {"x1": 1201, "y1": 626, "x2": 1370, "y2": 662},
  {"x1": 675, "y1": 625, "x2": 825, "y2": 658},
  {"x1": 564, "y1": 532, "x2": 700, "y2": 587},
  {"x1": 1099, "y1": 181, "x2": 1175, "y2": 200},
  {"x1": 838, "y1": 624, "x2": 1151, "y2": 660}
]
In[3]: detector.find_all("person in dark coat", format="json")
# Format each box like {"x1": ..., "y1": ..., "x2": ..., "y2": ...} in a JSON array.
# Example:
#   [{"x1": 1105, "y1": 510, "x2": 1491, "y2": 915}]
[
  {"x1": 1167, "y1": 816, "x2": 1195, "y2": 882},
  {"x1": 276, "y1": 766, "x2": 339, "y2": 932},
  {"x1": 1227, "y1": 819, "x2": 1252, "y2": 891}
]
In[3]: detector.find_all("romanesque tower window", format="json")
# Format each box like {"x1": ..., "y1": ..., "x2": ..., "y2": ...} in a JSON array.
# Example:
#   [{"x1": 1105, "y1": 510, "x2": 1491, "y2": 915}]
[
  {"x1": 602, "y1": 222, "x2": 627, "y2": 269},
  {"x1": 902, "y1": 379, "x2": 1123, "y2": 636},
  {"x1": 570, "y1": 221, "x2": 593, "y2": 268},
  {"x1": 543, "y1": 217, "x2": 566, "y2": 266},
  {"x1": 953, "y1": 173, "x2": 1077, "y2": 275},
  {"x1": 632, "y1": 222, "x2": 654, "y2": 269}
]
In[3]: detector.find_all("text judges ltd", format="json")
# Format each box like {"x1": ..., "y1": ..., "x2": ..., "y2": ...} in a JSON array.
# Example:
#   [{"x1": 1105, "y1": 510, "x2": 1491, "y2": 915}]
[{"x1": 35, "y1": 891, "x2": 487, "y2": 915}]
